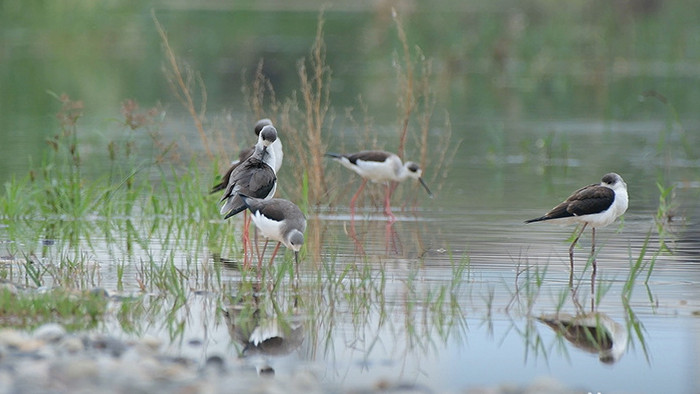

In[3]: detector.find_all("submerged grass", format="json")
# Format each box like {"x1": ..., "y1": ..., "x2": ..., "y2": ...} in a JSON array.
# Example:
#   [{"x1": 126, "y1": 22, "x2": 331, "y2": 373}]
[{"x1": 0, "y1": 287, "x2": 107, "y2": 331}]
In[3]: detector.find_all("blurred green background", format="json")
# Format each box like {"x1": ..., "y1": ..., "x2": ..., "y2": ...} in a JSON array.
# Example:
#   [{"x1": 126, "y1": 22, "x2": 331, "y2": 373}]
[{"x1": 2, "y1": 0, "x2": 699, "y2": 181}]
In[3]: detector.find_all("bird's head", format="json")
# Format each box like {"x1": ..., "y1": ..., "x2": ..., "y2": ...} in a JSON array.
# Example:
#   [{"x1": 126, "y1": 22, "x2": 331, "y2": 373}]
[
  {"x1": 254, "y1": 119, "x2": 273, "y2": 135},
  {"x1": 602, "y1": 173, "x2": 627, "y2": 191},
  {"x1": 405, "y1": 162, "x2": 434, "y2": 198},
  {"x1": 404, "y1": 162, "x2": 423, "y2": 179},
  {"x1": 259, "y1": 125, "x2": 278, "y2": 148},
  {"x1": 286, "y1": 229, "x2": 305, "y2": 252}
]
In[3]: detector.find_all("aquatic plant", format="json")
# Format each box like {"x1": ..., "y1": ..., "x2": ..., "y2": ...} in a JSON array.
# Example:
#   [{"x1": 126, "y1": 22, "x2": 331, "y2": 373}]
[{"x1": 0, "y1": 287, "x2": 107, "y2": 331}]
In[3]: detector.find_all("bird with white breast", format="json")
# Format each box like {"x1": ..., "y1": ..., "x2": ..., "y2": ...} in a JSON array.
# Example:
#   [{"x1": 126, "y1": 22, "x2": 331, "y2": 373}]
[
  {"x1": 525, "y1": 172, "x2": 629, "y2": 279},
  {"x1": 325, "y1": 150, "x2": 433, "y2": 221},
  {"x1": 239, "y1": 194, "x2": 306, "y2": 276}
]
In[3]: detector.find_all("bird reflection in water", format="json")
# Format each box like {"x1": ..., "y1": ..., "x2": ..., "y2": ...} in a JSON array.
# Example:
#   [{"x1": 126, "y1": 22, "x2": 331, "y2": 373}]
[
  {"x1": 344, "y1": 217, "x2": 407, "y2": 256},
  {"x1": 536, "y1": 277, "x2": 629, "y2": 364},
  {"x1": 537, "y1": 311, "x2": 628, "y2": 364},
  {"x1": 222, "y1": 285, "x2": 304, "y2": 375}
]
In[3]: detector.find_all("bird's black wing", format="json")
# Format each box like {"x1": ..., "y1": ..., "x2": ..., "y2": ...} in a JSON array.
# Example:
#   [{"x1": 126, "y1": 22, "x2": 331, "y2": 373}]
[
  {"x1": 221, "y1": 158, "x2": 276, "y2": 218},
  {"x1": 565, "y1": 185, "x2": 615, "y2": 216},
  {"x1": 525, "y1": 183, "x2": 614, "y2": 223},
  {"x1": 211, "y1": 147, "x2": 255, "y2": 194},
  {"x1": 346, "y1": 150, "x2": 391, "y2": 164},
  {"x1": 260, "y1": 199, "x2": 303, "y2": 222},
  {"x1": 246, "y1": 166, "x2": 276, "y2": 199}
]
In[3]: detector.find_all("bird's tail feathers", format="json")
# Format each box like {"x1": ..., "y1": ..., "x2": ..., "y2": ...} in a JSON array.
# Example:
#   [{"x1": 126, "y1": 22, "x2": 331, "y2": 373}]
[
  {"x1": 524, "y1": 216, "x2": 549, "y2": 224},
  {"x1": 223, "y1": 205, "x2": 246, "y2": 220},
  {"x1": 237, "y1": 193, "x2": 264, "y2": 214},
  {"x1": 238, "y1": 193, "x2": 253, "y2": 208},
  {"x1": 210, "y1": 181, "x2": 226, "y2": 194},
  {"x1": 221, "y1": 195, "x2": 245, "y2": 218},
  {"x1": 324, "y1": 152, "x2": 342, "y2": 159}
]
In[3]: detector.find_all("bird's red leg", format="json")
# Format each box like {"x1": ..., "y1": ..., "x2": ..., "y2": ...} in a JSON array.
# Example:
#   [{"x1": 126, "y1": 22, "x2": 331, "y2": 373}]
[
  {"x1": 242, "y1": 210, "x2": 251, "y2": 268},
  {"x1": 350, "y1": 179, "x2": 367, "y2": 223},
  {"x1": 268, "y1": 242, "x2": 282, "y2": 266},
  {"x1": 254, "y1": 226, "x2": 260, "y2": 264},
  {"x1": 258, "y1": 239, "x2": 269, "y2": 272},
  {"x1": 384, "y1": 182, "x2": 397, "y2": 222}
]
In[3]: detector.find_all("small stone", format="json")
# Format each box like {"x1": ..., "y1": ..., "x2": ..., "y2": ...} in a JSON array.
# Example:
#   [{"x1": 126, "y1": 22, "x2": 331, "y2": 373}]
[
  {"x1": 15, "y1": 338, "x2": 45, "y2": 353},
  {"x1": 158, "y1": 363, "x2": 193, "y2": 381},
  {"x1": 0, "y1": 328, "x2": 27, "y2": 348},
  {"x1": 51, "y1": 357, "x2": 99, "y2": 382},
  {"x1": 59, "y1": 336, "x2": 84, "y2": 353},
  {"x1": 203, "y1": 355, "x2": 226, "y2": 374},
  {"x1": 90, "y1": 336, "x2": 126, "y2": 357},
  {"x1": 34, "y1": 323, "x2": 66, "y2": 343},
  {"x1": 139, "y1": 335, "x2": 162, "y2": 352}
]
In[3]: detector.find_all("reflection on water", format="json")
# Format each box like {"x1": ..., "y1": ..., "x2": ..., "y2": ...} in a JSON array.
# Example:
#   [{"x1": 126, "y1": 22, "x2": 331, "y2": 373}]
[
  {"x1": 538, "y1": 312, "x2": 628, "y2": 364},
  {"x1": 223, "y1": 283, "x2": 304, "y2": 376}
]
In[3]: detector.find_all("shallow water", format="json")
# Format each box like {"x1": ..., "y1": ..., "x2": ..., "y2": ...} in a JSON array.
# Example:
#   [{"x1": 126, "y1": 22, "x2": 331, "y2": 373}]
[{"x1": 3, "y1": 157, "x2": 699, "y2": 393}]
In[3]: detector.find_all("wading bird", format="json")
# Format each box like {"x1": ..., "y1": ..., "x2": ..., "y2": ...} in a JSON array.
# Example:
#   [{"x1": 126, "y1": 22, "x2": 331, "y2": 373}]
[
  {"x1": 239, "y1": 194, "x2": 306, "y2": 276},
  {"x1": 325, "y1": 150, "x2": 433, "y2": 221},
  {"x1": 218, "y1": 125, "x2": 279, "y2": 266},
  {"x1": 525, "y1": 172, "x2": 628, "y2": 280}
]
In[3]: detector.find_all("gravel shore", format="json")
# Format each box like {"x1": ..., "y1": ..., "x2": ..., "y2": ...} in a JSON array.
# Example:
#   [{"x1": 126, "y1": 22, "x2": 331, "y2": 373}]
[{"x1": 0, "y1": 321, "x2": 583, "y2": 394}]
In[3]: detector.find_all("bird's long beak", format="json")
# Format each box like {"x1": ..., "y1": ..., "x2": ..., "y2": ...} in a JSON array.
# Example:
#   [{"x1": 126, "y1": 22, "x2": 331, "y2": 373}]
[
  {"x1": 294, "y1": 251, "x2": 300, "y2": 282},
  {"x1": 419, "y1": 177, "x2": 434, "y2": 198}
]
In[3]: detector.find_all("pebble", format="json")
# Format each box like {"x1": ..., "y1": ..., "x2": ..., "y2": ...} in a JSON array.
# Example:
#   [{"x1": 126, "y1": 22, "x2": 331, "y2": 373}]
[
  {"x1": 34, "y1": 323, "x2": 66, "y2": 342},
  {"x1": 59, "y1": 336, "x2": 85, "y2": 353}
]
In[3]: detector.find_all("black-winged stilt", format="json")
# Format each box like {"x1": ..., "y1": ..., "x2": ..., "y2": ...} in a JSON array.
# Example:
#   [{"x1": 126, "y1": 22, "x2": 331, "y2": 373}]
[
  {"x1": 239, "y1": 194, "x2": 306, "y2": 275},
  {"x1": 212, "y1": 118, "x2": 283, "y2": 194},
  {"x1": 218, "y1": 125, "x2": 278, "y2": 266},
  {"x1": 325, "y1": 150, "x2": 433, "y2": 221},
  {"x1": 525, "y1": 172, "x2": 628, "y2": 277},
  {"x1": 219, "y1": 125, "x2": 278, "y2": 217}
]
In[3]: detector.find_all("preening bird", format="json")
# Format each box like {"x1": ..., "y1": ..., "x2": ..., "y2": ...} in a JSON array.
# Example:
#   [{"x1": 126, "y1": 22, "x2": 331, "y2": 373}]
[
  {"x1": 219, "y1": 125, "x2": 278, "y2": 219},
  {"x1": 212, "y1": 118, "x2": 283, "y2": 194}
]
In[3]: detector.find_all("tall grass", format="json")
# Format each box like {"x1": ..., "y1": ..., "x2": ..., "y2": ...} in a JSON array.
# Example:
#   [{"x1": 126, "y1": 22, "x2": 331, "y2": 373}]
[{"x1": 153, "y1": 11, "x2": 212, "y2": 161}]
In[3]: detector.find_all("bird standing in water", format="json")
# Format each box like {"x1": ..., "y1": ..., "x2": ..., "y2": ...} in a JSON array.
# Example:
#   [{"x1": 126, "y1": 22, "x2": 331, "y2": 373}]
[
  {"x1": 218, "y1": 125, "x2": 279, "y2": 266},
  {"x1": 325, "y1": 150, "x2": 433, "y2": 222},
  {"x1": 525, "y1": 172, "x2": 628, "y2": 283},
  {"x1": 239, "y1": 194, "x2": 306, "y2": 278}
]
